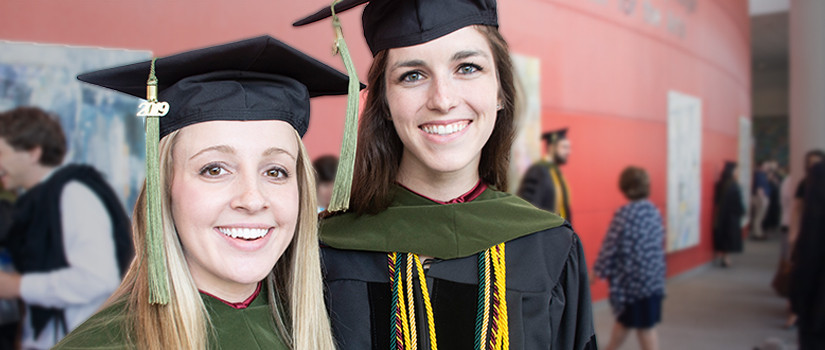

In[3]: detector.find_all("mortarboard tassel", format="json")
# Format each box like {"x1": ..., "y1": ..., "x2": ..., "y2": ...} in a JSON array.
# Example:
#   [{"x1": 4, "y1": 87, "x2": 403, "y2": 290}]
[
  {"x1": 143, "y1": 58, "x2": 170, "y2": 305},
  {"x1": 327, "y1": 0, "x2": 361, "y2": 212}
]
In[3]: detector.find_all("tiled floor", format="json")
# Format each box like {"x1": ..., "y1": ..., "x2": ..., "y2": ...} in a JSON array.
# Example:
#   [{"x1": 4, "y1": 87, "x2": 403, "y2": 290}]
[{"x1": 592, "y1": 234, "x2": 799, "y2": 350}]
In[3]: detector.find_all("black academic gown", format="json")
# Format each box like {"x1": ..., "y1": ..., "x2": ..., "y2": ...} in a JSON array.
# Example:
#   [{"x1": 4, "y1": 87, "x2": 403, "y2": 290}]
[
  {"x1": 517, "y1": 161, "x2": 572, "y2": 223},
  {"x1": 790, "y1": 163, "x2": 825, "y2": 350},
  {"x1": 712, "y1": 181, "x2": 745, "y2": 253},
  {"x1": 321, "y1": 186, "x2": 596, "y2": 350},
  {"x1": 53, "y1": 284, "x2": 287, "y2": 349}
]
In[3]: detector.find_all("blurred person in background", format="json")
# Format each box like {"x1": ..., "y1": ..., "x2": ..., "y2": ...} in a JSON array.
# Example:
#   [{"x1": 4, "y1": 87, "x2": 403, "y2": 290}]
[
  {"x1": 312, "y1": 155, "x2": 338, "y2": 213},
  {"x1": 774, "y1": 166, "x2": 796, "y2": 328},
  {"x1": 789, "y1": 161, "x2": 825, "y2": 350},
  {"x1": 594, "y1": 166, "x2": 666, "y2": 350},
  {"x1": 763, "y1": 160, "x2": 782, "y2": 236},
  {"x1": 0, "y1": 106, "x2": 134, "y2": 349},
  {"x1": 0, "y1": 182, "x2": 17, "y2": 350},
  {"x1": 751, "y1": 160, "x2": 772, "y2": 240},
  {"x1": 518, "y1": 128, "x2": 573, "y2": 222},
  {"x1": 712, "y1": 161, "x2": 745, "y2": 267},
  {"x1": 790, "y1": 150, "x2": 824, "y2": 247}
]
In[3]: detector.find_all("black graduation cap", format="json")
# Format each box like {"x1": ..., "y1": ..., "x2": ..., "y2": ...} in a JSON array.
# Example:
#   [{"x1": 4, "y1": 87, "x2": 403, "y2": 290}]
[
  {"x1": 293, "y1": 0, "x2": 498, "y2": 56},
  {"x1": 78, "y1": 35, "x2": 354, "y2": 138},
  {"x1": 541, "y1": 128, "x2": 568, "y2": 144}
]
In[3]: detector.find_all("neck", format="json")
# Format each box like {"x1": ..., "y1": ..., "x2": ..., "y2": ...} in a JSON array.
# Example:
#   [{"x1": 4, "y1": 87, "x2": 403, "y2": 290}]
[
  {"x1": 24, "y1": 165, "x2": 57, "y2": 190},
  {"x1": 192, "y1": 267, "x2": 260, "y2": 303},
  {"x1": 396, "y1": 153, "x2": 480, "y2": 202}
]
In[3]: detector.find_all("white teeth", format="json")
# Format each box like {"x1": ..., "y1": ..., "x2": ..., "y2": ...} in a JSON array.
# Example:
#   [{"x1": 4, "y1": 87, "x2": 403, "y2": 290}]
[
  {"x1": 218, "y1": 227, "x2": 269, "y2": 240},
  {"x1": 421, "y1": 121, "x2": 468, "y2": 136}
]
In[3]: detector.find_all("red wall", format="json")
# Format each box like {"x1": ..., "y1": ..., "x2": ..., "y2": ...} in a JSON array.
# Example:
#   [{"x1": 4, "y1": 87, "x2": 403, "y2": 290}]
[{"x1": 0, "y1": 0, "x2": 750, "y2": 301}]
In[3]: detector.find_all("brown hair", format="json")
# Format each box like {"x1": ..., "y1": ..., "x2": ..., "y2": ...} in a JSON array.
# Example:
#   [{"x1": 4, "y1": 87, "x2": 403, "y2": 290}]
[
  {"x1": 0, "y1": 106, "x2": 67, "y2": 166},
  {"x1": 619, "y1": 166, "x2": 650, "y2": 201},
  {"x1": 349, "y1": 25, "x2": 517, "y2": 215}
]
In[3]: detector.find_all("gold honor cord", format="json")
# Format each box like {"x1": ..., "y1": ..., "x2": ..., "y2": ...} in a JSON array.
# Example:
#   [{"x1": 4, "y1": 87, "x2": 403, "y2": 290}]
[
  {"x1": 141, "y1": 58, "x2": 170, "y2": 305},
  {"x1": 327, "y1": 0, "x2": 361, "y2": 212}
]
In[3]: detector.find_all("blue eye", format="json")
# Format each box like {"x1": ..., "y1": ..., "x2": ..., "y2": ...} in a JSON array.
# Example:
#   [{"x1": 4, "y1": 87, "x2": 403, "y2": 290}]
[
  {"x1": 458, "y1": 63, "x2": 482, "y2": 75},
  {"x1": 400, "y1": 71, "x2": 424, "y2": 83}
]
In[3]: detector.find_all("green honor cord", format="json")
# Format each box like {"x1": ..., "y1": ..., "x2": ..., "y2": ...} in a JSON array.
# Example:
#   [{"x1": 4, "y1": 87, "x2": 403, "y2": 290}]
[
  {"x1": 327, "y1": 0, "x2": 360, "y2": 213},
  {"x1": 145, "y1": 58, "x2": 170, "y2": 305}
]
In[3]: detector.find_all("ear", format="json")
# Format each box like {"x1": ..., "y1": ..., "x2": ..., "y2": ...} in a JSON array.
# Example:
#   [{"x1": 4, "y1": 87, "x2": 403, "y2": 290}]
[{"x1": 27, "y1": 146, "x2": 43, "y2": 165}]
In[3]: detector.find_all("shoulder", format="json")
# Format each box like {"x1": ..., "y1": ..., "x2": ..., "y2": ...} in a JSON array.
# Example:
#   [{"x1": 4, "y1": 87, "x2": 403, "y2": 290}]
[
  {"x1": 54, "y1": 300, "x2": 133, "y2": 349},
  {"x1": 506, "y1": 223, "x2": 582, "y2": 286}
]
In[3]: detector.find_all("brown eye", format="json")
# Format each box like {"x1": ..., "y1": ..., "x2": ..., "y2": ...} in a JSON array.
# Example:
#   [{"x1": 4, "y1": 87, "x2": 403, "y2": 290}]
[
  {"x1": 265, "y1": 167, "x2": 288, "y2": 179},
  {"x1": 199, "y1": 164, "x2": 227, "y2": 177}
]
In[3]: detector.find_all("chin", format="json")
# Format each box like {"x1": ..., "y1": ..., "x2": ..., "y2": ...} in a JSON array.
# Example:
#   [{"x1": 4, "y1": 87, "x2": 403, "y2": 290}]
[{"x1": 422, "y1": 155, "x2": 477, "y2": 174}]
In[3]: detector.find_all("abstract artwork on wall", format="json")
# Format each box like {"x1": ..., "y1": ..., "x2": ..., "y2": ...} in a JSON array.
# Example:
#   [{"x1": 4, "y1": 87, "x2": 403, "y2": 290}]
[
  {"x1": 667, "y1": 90, "x2": 703, "y2": 252},
  {"x1": 0, "y1": 41, "x2": 152, "y2": 212}
]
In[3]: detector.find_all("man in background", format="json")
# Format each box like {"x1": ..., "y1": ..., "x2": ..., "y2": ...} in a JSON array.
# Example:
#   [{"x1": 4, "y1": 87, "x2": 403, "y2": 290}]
[
  {"x1": 518, "y1": 128, "x2": 573, "y2": 222},
  {"x1": 0, "y1": 106, "x2": 133, "y2": 349},
  {"x1": 313, "y1": 155, "x2": 338, "y2": 213}
]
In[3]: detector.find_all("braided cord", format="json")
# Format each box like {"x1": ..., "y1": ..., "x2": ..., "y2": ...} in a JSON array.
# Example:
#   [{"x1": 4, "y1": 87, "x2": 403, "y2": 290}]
[
  {"x1": 406, "y1": 253, "x2": 418, "y2": 350},
  {"x1": 414, "y1": 256, "x2": 438, "y2": 350},
  {"x1": 491, "y1": 244, "x2": 509, "y2": 349},
  {"x1": 398, "y1": 254, "x2": 412, "y2": 349},
  {"x1": 475, "y1": 249, "x2": 491, "y2": 350},
  {"x1": 389, "y1": 253, "x2": 401, "y2": 350},
  {"x1": 488, "y1": 261, "x2": 499, "y2": 350}
]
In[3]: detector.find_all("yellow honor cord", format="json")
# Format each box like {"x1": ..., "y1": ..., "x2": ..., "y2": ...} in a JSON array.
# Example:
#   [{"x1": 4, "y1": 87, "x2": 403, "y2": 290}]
[{"x1": 406, "y1": 253, "x2": 418, "y2": 350}]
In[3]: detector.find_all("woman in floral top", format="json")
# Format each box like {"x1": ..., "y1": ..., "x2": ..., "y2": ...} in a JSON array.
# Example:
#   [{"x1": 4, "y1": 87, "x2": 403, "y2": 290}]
[{"x1": 594, "y1": 166, "x2": 666, "y2": 350}]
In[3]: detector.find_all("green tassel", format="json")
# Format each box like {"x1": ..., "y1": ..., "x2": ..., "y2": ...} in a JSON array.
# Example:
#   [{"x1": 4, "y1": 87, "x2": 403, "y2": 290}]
[
  {"x1": 145, "y1": 58, "x2": 170, "y2": 305},
  {"x1": 327, "y1": 0, "x2": 360, "y2": 213}
]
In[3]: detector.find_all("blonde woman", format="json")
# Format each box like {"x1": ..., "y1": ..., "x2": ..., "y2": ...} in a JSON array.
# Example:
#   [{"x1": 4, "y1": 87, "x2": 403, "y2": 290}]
[{"x1": 54, "y1": 36, "x2": 349, "y2": 349}]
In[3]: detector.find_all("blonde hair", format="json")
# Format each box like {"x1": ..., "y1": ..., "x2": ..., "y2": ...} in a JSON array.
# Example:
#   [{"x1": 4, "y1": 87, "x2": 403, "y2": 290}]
[{"x1": 100, "y1": 128, "x2": 334, "y2": 349}]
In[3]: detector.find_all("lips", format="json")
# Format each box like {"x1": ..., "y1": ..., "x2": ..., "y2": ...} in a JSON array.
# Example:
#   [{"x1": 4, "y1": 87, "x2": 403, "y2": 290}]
[{"x1": 419, "y1": 120, "x2": 470, "y2": 136}]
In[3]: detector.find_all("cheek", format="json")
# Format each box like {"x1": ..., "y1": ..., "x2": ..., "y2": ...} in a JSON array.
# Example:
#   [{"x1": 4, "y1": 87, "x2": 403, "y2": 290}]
[
  {"x1": 170, "y1": 174, "x2": 217, "y2": 234},
  {"x1": 269, "y1": 182, "x2": 301, "y2": 226}
]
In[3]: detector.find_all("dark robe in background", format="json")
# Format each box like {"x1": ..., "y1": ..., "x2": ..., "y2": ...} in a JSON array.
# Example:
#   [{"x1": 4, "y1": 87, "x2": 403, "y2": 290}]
[
  {"x1": 320, "y1": 186, "x2": 596, "y2": 350},
  {"x1": 790, "y1": 162, "x2": 825, "y2": 350},
  {"x1": 712, "y1": 179, "x2": 745, "y2": 253},
  {"x1": 1, "y1": 165, "x2": 133, "y2": 338},
  {"x1": 517, "y1": 161, "x2": 572, "y2": 223}
]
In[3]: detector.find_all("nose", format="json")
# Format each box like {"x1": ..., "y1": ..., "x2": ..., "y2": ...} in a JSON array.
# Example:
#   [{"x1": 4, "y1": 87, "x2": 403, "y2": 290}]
[
  {"x1": 426, "y1": 76, "x2": 458, "y2": 113},
  {"x1": 230, "y1": 173, "x2": 269, "y2": 213}
]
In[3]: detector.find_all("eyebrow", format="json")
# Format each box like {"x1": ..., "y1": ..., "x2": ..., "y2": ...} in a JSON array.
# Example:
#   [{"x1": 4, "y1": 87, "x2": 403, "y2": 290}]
[
  {"x1": 189, "y1": 145, "x2": 296, "y2": 161},
  {"x1": 190, "y1": 145, "x2": 235, "y2": 160},
  {"x1": 452, "y1": 49, "x2": 487, "y2": 61},
  {"x1": 389, "y1": 50, "x2": 489, "y2": 71},
  {"x1": 390, "y1": 59, "x2": 426, "y2": 71},
  {"x1": 262, "y1": 147, "x2": 296, "y2": 160}
]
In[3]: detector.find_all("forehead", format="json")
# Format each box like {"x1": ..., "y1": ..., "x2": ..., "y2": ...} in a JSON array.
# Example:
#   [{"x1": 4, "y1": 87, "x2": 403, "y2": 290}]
[
  {"x1": 173, "y1": 120, "x2": 299, "y2": 156},
  {"x1": 385, "y1": 26, "x2": 492, "y2": 63}
]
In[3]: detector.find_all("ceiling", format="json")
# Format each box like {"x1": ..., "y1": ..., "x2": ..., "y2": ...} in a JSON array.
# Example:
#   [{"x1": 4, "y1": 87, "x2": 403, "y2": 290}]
[{"x1": 750, "y1": 11, "x2": 788, "y2": 71}]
